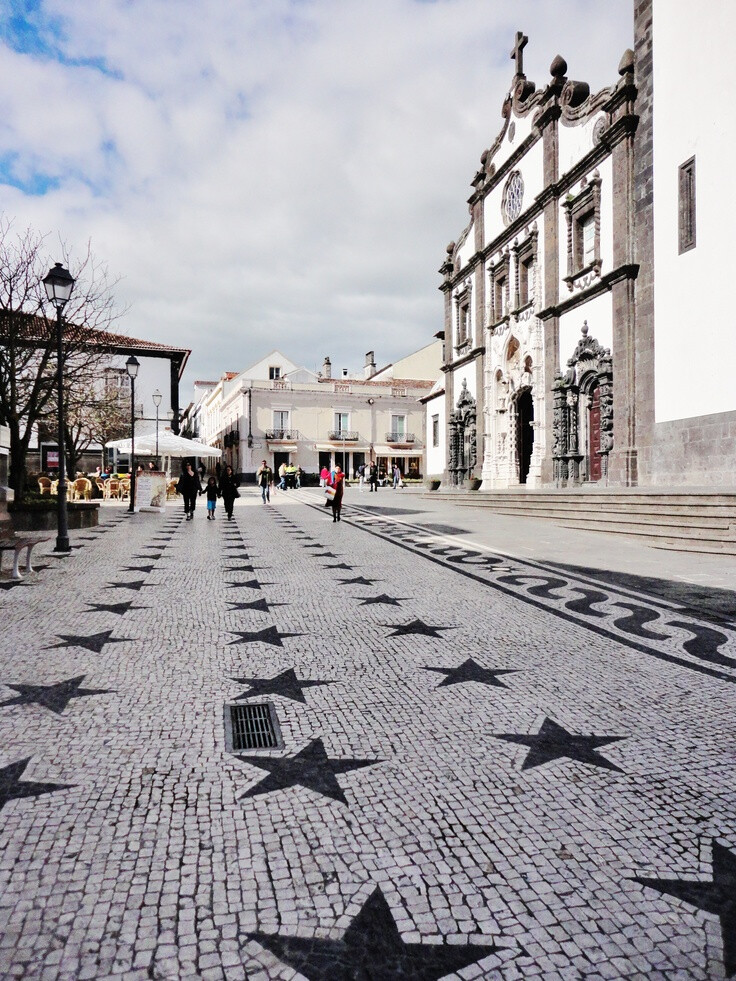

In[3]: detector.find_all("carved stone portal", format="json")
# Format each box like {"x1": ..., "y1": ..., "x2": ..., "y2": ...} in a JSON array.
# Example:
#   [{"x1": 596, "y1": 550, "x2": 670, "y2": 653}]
[
  {"x1": 552, "y1": 322, "x2": 613, "y2": 485},
  {"x1": 448, "y1": 379, "x2": 477, "y2": 486}
]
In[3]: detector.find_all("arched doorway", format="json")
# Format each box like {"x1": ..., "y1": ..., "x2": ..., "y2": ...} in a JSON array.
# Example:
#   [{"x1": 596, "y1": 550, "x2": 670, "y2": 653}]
[{"x1": 515, "y1": 388, "x2": 534, "y2": 484}]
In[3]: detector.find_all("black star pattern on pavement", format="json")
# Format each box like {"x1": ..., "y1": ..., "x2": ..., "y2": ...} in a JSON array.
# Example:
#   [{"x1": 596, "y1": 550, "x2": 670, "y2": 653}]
[
  {"x1": 248, "y1": 885, "x2": 505, "y2": 979},
  {"x1": 228, "y1": 626, "x2": 304, "y2": 647},
  {"x1": 382, "y1": 619, "x2": 455, "y2": 639},
  {"x1": 85, "y1": 601, "x2": 147, "y2": 615},
  {"x1": 227, "y1": 564, "x2": 264, "y2": 574},
  {"x1": 0, "y1": 757, "x2": 73, "y2": 812},
  {"x1": 133, "y1": 552, "x2": 162, "y2": 561},
  {"x1": 423, "y1": 658, "x2": 519, "y2": 689},
  {"x1": 634, "y1": 841, "x2": 736, "y2": 977},
  {"x1": 227, "y1": 598, "x2": 287, "y2": 613},
  {"x1": 337, "y1": 576, "x2": 381, "y2": 587},
  {"x1": 329, "y1": 562, "x2": 354, "y2": 571},
  {"x1": 226, "y1": 580, "x2": 274, "y2": 590},
  {"x1": 358, "y1": 594, "x2": 408, "y2": 607},
  {"x1": 0, "y1": 675, "x2": 114, "y2": 714},
  {"x1": 0, "y1": 581, "x2": 25, "y2": 590},
  {"x1": 237, "y1": 737, "x2": 380, "y2": 805},
  {"x1": 232, "y1": 668, "x2": 333, "y2": 704},
  {"x1": 494, "y1": 717, "x2": 625, "y2": 772},
  {"x1": 123, "y1": 564, "x2": 156, "y2": 574},
  {"x1": 50, "y1": 630, "x2": 130, "y2": 654},
  {"x1": 104, "y1": 580, "x2": 148, "y2": 592}
]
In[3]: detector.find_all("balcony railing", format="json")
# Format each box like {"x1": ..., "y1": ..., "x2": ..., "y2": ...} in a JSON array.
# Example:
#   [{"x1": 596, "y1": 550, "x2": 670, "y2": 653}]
[
  {"x1": 327, "y1": 430, "x2": 358, "y2": 441},
  {"x1": 265, "y1": 429, "x2": 299, "y2": 441},
  {"x1": 386, "y1": 432, "x2": 415, "y2": 443},
  {"x1": 271, "y1": 379, "x2": 290, "y2": 390}
]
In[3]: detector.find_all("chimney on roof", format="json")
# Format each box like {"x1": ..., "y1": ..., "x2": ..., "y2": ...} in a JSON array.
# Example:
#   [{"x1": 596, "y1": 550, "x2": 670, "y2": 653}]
[
  {"x1": 322, "y1": 356, "x2": 331, "y2": 379},
  {"x1": 364, "y1": 350, "x2": 376, "y2": 379},
  {"x1": 342, "y1": 368, "x2": 348, "y2": 378}
]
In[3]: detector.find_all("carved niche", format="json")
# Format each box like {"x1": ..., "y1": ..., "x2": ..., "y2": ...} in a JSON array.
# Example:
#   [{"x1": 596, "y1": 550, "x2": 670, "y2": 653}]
[
  {"x1": 552, "y1": 322, "x2": 613, "y2": 485},
  {"x1": 448, "y1": 379, "x2": 477, "y2": 486}
]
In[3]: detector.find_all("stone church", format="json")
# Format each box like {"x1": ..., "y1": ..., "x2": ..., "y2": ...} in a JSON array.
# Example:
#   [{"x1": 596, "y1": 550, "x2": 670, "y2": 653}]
[{"x1": 437, "y1": 0, "x2": 736, "y2": 490}]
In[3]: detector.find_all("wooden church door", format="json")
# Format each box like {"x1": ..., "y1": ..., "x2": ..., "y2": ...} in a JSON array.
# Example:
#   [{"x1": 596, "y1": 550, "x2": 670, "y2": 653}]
[{"x1": 588, "y1": 387, "x2": 602, "y2": 482}]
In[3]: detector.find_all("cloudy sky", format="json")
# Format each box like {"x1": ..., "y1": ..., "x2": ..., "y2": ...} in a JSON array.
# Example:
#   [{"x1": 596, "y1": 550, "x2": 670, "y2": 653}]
[{"x1": 0, "y1": 0, "x2": 631, "y2": 395}]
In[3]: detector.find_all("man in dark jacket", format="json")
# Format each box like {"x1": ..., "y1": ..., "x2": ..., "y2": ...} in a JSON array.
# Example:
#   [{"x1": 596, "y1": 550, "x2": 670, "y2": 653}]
[
  {"x1": 177, "y1": 463, "x2": 202, "y2": 520},
  {"x1": 368, "y1": 462, "x2": 378, "y2": 492}
]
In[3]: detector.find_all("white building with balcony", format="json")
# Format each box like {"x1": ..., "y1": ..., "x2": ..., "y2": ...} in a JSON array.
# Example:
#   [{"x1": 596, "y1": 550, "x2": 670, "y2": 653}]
[{"x1": 185, "y1": 344, "x2": 441, "y2": 481}]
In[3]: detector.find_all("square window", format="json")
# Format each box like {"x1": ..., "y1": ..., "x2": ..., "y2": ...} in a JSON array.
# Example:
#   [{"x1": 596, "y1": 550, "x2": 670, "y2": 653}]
[
  {"x1": 334, "y1": 412, "x2": 349, "y2": 433},
  {"x1": 269, "y1": 366, "x2": 281, "y2": 380}
]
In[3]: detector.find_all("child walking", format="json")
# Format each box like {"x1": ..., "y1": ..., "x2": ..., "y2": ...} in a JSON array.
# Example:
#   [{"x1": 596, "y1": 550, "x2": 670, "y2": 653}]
[{"x1": 202, "y1": 476, "x2": 220, "y2": 520}]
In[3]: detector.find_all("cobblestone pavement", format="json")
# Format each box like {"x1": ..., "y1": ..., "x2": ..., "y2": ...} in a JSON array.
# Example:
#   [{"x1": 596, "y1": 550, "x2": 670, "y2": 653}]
[{"x1": 1, "y1": 489, "x2": 735, "y2": 980}]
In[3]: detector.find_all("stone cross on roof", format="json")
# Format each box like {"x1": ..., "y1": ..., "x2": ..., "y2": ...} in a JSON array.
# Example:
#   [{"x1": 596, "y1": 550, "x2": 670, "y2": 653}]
[{"x1": 511, "y1": 31, "x2": 528, "y2": 77}]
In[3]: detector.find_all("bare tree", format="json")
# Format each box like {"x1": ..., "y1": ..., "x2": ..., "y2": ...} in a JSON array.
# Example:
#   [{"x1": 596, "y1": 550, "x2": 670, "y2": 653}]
[{"x1": 0, "y1": 216, "x2": 124, "y2": 497}]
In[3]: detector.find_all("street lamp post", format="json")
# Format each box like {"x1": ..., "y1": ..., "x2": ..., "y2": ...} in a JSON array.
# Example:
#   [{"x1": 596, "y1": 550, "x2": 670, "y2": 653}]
[
  {"x1": 126, "y1": 356, "x2": 140, "y2": 513},
  {"x1": 152, "y1": 389, "x2": 162, "y2": 467},
  {"x1": 42, "y1": 262, "x2": 75, "y2": 553}
]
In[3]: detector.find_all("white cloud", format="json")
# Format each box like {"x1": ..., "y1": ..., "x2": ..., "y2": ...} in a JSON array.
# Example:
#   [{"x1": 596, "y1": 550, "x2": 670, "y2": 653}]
[{"x1": 0, "y1": 0, "x2": 632, "y2": 394}]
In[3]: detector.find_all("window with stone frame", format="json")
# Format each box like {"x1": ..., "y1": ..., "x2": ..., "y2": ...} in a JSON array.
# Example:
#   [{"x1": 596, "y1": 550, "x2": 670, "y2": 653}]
[
  {"x1": 454, "y1": 285, "x2": 472, "y2": 349},
  {"x1": 513, "y1": 232, "x2": 538, "y2": 310},
  {"x1": 678, "y1": 156, "x2": 696, "y2": 254},
  {"x1": 432, "y1": 414, "x2": 439, "y2": 447},
  {"x1": 563, "y1": 172, "x2": 602, "y2": 289},
  {"x1": 489, "y1": 255, "x2": 510, "y2": 326}
]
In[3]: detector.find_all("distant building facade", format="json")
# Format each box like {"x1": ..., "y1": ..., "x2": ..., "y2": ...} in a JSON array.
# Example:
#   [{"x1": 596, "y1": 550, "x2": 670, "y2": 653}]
[{"x1": 184, "y1": 344, "x2": 441, "y2": 479}]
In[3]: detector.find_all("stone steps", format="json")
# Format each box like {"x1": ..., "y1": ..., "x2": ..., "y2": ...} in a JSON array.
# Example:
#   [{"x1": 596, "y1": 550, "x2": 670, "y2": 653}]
[{"x1": 424, "y1": 489, "x2": 736, "y2": 554}]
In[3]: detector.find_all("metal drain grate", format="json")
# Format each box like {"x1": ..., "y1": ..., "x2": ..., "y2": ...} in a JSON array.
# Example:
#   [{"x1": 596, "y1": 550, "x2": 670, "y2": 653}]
[{"x1": 225, "y1": 703, "x2": 282, "y2": 751}]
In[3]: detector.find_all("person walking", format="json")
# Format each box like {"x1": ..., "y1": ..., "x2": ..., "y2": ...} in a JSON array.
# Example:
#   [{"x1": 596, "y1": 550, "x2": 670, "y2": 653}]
[
  {"x1": 392, "y1": 464, "x2": 401, "y2": 490},
  {"x1": 278, "y1": 462, "x2": 287, "y2": 491},
  {"x1": 330, "y1": 465, "x2": 346, "y2": 522},
  {"x1": 177, "y1": 462, "x2": 202, "y2": 520},
  {"x1": 203, "y1": 475, "x2": 220, "y2": 520},
  {"x1": 218, "y1": 464, "x2": 240, "y2": 520},
  {"x1": 256, "y1": 460, "x2": 272, "y2": 503},
  {"x1": 357, "y1": 462, "x2": 365, "y2": 492},
  {"x1": 368, "y1": 462, "x2": 378, "y2": 492}
]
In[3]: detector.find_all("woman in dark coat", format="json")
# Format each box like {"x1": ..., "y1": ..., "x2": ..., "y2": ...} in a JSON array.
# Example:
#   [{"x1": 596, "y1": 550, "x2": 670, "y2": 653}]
[
  {"x1": 177, "y1": 462, "x2": 202, "y2": 520},
  {"x1": 218, "y1": 465, "x2": 240, "y2": 520},
  {"x1": 330, "y1": 466, "x2": 345, "y2": 522}
]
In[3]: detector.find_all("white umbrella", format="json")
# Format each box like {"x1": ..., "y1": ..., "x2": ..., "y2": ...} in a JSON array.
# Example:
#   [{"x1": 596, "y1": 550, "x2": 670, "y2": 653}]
[{"x1": 106, "y1": 432, "x2": 221, "y2": 458}]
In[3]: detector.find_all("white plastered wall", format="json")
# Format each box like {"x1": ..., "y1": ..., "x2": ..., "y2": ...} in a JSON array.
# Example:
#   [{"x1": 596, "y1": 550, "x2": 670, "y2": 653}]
[
  {"x1": 424, "y1": 393, "x2": 446, "y2": 477},
  {"x1": 653, "y1": 0, "x2": 736, "y2": 422},
  {"x1": 559, "y1": 292, "x2": 613, "y2": 371}
]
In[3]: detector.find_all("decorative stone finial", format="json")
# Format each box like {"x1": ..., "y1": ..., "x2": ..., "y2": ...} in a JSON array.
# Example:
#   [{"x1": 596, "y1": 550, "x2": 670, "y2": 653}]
[
  {"x1": 446, "y1": 241, "x2": 455, "y2": 255},
  {"x1": 581, "y1": 321, "x2": 589, "y2": 337},
  {"x1": 480, "y1": 149, "x2": 488, "y2": 166},
  {"x1": 550, "y1": 54, "x2": 567, "y2": 78},
  {"x1": 618, "y1": 48, "x2": 635, "y2": 76}
]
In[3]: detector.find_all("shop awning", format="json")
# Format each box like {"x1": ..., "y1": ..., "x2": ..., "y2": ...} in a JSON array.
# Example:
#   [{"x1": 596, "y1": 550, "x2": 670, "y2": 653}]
[
  {"x1": 371, "y1": 445, "x2": 424, "y2": 457},
  {"x1": 314, "y1": 442, "x2": 371, "y2": 452},
  {"x1": 267, "y1": 443, "x2": 298, "y2": 452}
]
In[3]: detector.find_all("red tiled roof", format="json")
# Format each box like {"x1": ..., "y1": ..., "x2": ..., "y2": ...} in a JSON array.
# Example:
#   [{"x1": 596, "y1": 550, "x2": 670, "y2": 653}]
[{"x1": 0, "y1": 311, "x2": 189, "y2": 356}]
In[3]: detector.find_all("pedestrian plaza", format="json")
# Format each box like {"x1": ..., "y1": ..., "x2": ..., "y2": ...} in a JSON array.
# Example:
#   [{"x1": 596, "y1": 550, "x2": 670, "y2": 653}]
[{"x1": 0, "y1": 489, "x2": 735, "y2": 979}]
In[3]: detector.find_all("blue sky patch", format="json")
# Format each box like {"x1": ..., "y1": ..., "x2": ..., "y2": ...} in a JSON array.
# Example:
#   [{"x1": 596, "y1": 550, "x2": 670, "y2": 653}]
[
  {"x1": 0, "y1": 0, "x2": 121, "y2": 77},
  {"x1": 0, "y1": 152, "x2": 59, "y2": 195}
]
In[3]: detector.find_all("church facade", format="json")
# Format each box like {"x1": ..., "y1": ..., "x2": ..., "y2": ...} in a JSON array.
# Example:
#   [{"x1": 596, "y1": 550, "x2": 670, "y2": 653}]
[{"x1": 438, "y1": 5, "x2": 736, "y2": 490}]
